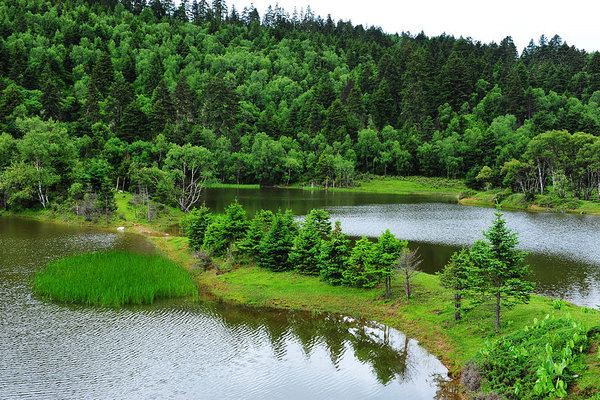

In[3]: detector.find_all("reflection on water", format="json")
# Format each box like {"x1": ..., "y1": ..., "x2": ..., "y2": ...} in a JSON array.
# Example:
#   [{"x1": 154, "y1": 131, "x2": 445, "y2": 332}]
[
  {"x1": 201, "y1": 188, "x2": 600, "y2": 308},
  {"x1": 0, "y1": 217, "x2": 450, "y2": 399}
]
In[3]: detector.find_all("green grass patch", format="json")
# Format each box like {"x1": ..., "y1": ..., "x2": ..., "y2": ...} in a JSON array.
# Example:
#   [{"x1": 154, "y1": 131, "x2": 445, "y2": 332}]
[
  {"x1": 206, "y1": 183, "x2": 261, "y2": 189},
  {"x1": 321, "y1": 176, "x2": 467, "y2": 197},
  {"x1": 33, "y1": 251, "x2": 197, "y2": 307}
]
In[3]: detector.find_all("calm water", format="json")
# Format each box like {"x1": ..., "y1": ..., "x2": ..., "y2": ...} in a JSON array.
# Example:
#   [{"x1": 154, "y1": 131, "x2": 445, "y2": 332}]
[
  {"x1": 203, "y1": 188, "x2": 600, "y2": 308},
  {"x1": 0, "y1": 217, "x2": 450, "y2": 399}
]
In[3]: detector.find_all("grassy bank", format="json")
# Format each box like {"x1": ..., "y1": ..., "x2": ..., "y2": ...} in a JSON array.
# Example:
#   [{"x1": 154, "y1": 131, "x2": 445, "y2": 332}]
[
  {"x1": 460, "y1": 191, "x2": 600, "y2": 216},
  {"x1": 33, "y1": 251, "x2": 197, "y2": 307},
  {"x1": 298, "y1": 176, "x2": 467, "y2": 197}
]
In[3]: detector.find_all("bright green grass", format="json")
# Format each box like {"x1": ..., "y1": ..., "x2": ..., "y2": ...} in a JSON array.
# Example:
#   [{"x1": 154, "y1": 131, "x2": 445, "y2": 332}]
[
  {"x1": 33, "y1": 251, "x2": 197, "y2": 307},
  {"x1": 206, "y1": 183, "x2": 260, "y2": 189},
  {"x1": 304, "y1": 176, "x2": 467, "y2": 197}
]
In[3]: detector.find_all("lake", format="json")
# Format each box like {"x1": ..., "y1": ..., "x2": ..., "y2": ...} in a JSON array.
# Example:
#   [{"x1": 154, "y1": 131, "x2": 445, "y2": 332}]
[
  {"x1": 202, "y1": 187, "x2": 600, "y2": 308},
  {"x1": 0, "y1": 216, "x2": 451, "y2": 399}
]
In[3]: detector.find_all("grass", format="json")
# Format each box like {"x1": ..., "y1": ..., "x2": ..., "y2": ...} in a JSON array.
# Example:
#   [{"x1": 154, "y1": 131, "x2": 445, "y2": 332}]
[
  {"x1": 206, "y1": 183, "x2": 260, "y2": 189},
  {"x1": 33, "y1": 251, "x2": 197, "y2": 307},
  {"x1": 296, "y1": 176, "x2": 467, "y2": 197},
  {"x1": 460, "y1": 190, "x2": 600, "y2": 216}
]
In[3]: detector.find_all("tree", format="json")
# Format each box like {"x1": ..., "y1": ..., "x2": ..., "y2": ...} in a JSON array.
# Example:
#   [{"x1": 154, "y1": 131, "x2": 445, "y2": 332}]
[
  {"x1": 202, "y1": 201, "x2": 248, "y2": 255},
  {"x1": 343, "y1": 237, "x2": 380, "y2": 288},
  {"x1": 318, "y1": 221, "x2": 351, "y2": 285},
  {"x1": 164, "y1": 144, "x2": 213, "y2": 212},
  {"x1": 289, "y1": 209, "x2": 331, "y2": 275},
  {"x1": 375, "y1": 230, "x2": 407, "y2": 298},
  {"x1": 439, "y1": 249, "x2": 474, "y2": 321},
  {"x1": 470, "y1": 211, "x2": 534, "y2": 330},
  {"x1": 238, "y1": 209, "x2": 274, "y2": 259},
  {"x1": 396, "y1": 248, "x2": 422, "y2": 300},
  {"x1": 258, "y1": 210, "x2": 297, "y2": 271},
  {"x1": 181, "y1": 205, "x2": 212, "y2": 251}
]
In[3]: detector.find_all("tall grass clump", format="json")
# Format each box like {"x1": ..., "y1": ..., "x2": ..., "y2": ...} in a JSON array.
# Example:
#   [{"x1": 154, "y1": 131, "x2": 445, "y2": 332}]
[{"x1": 33, "y1": 251, "x2": 197, "y2": 307}]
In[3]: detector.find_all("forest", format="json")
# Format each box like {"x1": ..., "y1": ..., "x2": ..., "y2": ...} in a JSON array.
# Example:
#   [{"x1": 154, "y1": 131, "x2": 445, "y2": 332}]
[{"x1": 1, "y1": 0, "x2": 600, "y2": 215}]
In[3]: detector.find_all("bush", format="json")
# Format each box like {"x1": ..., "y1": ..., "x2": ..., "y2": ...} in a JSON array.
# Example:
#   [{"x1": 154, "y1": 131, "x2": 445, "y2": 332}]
[
  {"x1": 257, "y1": 210, "x2": 297, "y2": 271},
  {"x1": 33, "y1": 251, "x2": 197, "y2": 307},
  {"x1": 181, "y1": 206, "x2": 212, "y2": 251},
  {"x1": 477, "y1": 315, "x2": 592, "y2": 399}
]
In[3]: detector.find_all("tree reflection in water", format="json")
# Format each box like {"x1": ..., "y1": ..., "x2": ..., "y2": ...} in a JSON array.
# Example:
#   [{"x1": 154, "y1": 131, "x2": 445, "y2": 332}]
[{"x1": 209, "y1": 301, "x2": 452, "y2": 389}]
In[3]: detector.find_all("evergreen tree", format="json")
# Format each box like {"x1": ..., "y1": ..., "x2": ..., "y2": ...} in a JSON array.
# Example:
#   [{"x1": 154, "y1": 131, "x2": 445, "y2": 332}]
[
  {"x1": 258, "y1": 210, "x2": 297, "y2": 271},
  {"x1": 470, "y1": 211, "x2": 534, "y2": 330},
  {"x1": 439, "y1": 249, "x2": 475, "y2": 321},
  {"x1": 289, "y1": 209, "x2": 331, "y2": 275},
  {"x1": 375, "y1": 230, "x2": 406, "y2": 298},
  {"x1": 342, "y1": 237, "x2": 379, "y2": 288},
  {"x1": 238, "y1": 209, "x2": 274, "y2": 259},
  {"x1": 149, "y1": 80, "x2": 175, "y2": 136},
  {"x1": 318, "y1": 221, "x2": 351, "y2": 285},
  {"x1": 181, "y1": 205, "x2": 212, "y2": 251}
]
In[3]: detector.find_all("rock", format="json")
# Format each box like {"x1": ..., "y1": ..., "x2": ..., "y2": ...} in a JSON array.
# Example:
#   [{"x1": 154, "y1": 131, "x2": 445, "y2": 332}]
[{"x1": 117, "y1": 226, "x2": 125, "y2": 232}]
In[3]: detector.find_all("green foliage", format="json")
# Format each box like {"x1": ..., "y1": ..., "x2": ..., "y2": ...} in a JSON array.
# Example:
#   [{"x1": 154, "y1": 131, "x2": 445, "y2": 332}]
[
  {"x1": 342, "y1": 237, "x2": 381, "y2": 288},
  {"x1": 181, "y1": 206, "x2": 212, "y2": 251},
  {"x1": 318, "y1": 221, "x2": 351, "y2": 285},
  {"x1": 257, "y1": 210, "x2": 297, "y2": 271},
  {"x1": 33, "y1": 251, "x2": 197, "y2": 307},
  {"x1": 202, "y1": 201, "x2": 248, "y2": 256},
  {"x1": 471, "y1": 211, "x2": 535, "y2": 329},
  {"x1": 477, "y1": 315, "x2": 592, "y2": 399},
  {"x1": 238, "y1": 209, "x2": 274, "y2": 259},
  {"x1": 289, "y1": 209, "x2": 331, "y2": 275}
]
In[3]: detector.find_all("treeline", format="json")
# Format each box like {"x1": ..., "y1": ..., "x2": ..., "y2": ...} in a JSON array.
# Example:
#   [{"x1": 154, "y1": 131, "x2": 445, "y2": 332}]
[
  {"x1": 183, "y1": 202, "x2": 534, "y2": 330},
  {"x1": 1, "y1": 0, "x2": 600, "y2": 209}
]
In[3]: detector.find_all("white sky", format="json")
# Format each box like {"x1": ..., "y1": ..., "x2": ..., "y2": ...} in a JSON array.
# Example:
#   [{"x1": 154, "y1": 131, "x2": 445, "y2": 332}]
[{"x1": 227, "y1": 0, "x2": 600, "y2": 52}]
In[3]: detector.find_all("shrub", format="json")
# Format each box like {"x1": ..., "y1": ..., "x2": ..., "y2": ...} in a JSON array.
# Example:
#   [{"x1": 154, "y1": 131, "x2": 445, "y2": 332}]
[
  {"x1": 33, "y1": 251, "x2": 197, "y2": 307},
  {"x1": 257, "y1": 210, "x2": 297, "y2": 271},
  {"x1": 477, "y1": 315, "x2": 591, "y2": 399},
  {"x1": 181, "y1": 205, "x2": 212, "y2": 251}
]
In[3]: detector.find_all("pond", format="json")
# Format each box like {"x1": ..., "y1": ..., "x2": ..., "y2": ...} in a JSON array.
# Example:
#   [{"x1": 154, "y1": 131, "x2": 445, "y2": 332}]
[
  {"x1": 202, "y1": 187, "x2": 600, "y2": 308},
  {"x1": 0, "y1": 217, "x2": 451, "y2": 399}
]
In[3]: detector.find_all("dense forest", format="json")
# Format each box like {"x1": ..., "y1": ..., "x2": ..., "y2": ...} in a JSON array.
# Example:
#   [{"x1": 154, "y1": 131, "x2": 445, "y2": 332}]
[{"x1": 1, "y1": 0, "x2": 600, "y2": 215}]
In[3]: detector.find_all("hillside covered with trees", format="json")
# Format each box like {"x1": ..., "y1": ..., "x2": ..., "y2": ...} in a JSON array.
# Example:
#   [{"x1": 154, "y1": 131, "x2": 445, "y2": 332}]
[{"x1": 1, "y1": 0, "x2": 600, "y2": 215}]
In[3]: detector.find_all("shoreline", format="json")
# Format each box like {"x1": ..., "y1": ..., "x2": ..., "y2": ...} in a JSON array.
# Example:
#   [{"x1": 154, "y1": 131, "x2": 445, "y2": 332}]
[{"x1": 3, "y1": 194, "x2": 600, "y2": 396}]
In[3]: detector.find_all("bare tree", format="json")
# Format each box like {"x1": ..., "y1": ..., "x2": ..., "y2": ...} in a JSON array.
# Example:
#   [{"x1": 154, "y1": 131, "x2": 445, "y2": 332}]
[{"x1": 396, "y1": 248, "x2": 422, "y2": 300}]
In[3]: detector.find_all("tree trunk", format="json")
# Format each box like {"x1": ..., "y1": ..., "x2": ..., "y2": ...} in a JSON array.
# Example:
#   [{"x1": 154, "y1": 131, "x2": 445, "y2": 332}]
[
  {"x1": 495, "y1": 292, "x2": 501, "y2": 330},
  {"x1": 454, "y1": 292, "x2": 462, "y2": 321},
  {"x1": 404, "y1": 270, "x2": 411, "y2": 299},
  {"x1": 385, "y1": 276, "x2": 392, "y2": 299}
]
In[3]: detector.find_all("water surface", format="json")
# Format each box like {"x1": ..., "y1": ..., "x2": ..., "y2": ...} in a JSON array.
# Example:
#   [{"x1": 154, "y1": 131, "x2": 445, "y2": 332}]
[{"x1": 0, "y1": 216, "x2": 450, "y2": 399}]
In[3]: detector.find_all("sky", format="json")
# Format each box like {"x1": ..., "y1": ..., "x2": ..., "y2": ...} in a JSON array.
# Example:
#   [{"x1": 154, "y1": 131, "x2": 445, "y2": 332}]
[{"x1": 225, "y1": 0, "x2": 600, "y2": 52}]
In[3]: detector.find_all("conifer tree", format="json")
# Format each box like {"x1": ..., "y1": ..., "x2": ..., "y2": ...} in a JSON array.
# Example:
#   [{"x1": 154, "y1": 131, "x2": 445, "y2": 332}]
[
  {"x1": 342, "y1": 237, "x2": 379, "y2": 288},
  {"x1": 375, "y1": 230, "x2": 406, "y2": 298},
  {"x1": 439, "y1": 248, "x2": 475, "y2": 321},
  {"x1": 238, "y1": 209, "x2": 274, "y2": 259},
  {"x1": 318, "y1": 221, "x2": 350, "y2": 285},
  {"x1": 181, "y1": 205, "x2": 212, "y2": 251},
  {"x1": 470, "y1": 211, "x2": 534, "y2": 330},
  {"x1": 258, "y1": 210, "x2": 297, "y2": 271},
  {"x1": 289, "y1": 209, "x2": 331, "y2": 275}
]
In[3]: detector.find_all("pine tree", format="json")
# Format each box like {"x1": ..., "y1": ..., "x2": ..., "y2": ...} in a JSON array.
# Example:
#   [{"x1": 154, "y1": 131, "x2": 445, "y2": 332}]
[
  {"x1": 439, "y1": 249, "x2": 475, "y2": 321},
  {"x1": 149, "y1": 80, "x2": 175, "y2": 136},
  {"x1": 342, "y1": 237, "x2": 379, "y2": 288},
  {"x1": 289, "y1": 209, "x2": 331, "y2": 275},
  {"x1": 222, "y1": 200, "x2": 248, "y2": 242},
  {"x1": 470, "y1": 211, "x2": 534, "y2": 330},
  {"x1": 375, "y1": 230, "x2": 406, "y2": 298},
  {"x1": 181, "y1": 205, "x2": 212, "y2": 251},
  {"x1": 258, "y1": 210, "x2": 297, "y2": 271},
  {"x1": 318, "y1": 221, "x2": 350, "y2": 285},
  {"x1": 90, "y1": 51, "x2": 114, "y2": 97},
  {"x1": 238, "y1": 209, "x2": 274, "y2": 259}
]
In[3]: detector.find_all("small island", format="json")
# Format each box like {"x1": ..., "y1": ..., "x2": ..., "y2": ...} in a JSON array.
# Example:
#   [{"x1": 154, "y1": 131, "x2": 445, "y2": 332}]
[{"x1": 33, "y1": 251, "x2": 197, "y2": 307}]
